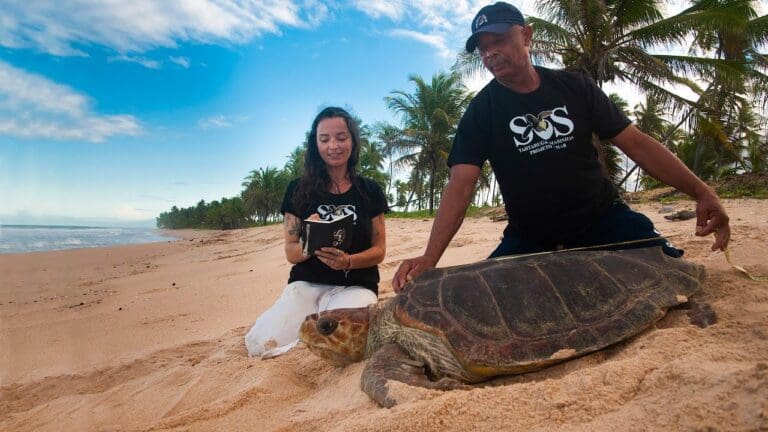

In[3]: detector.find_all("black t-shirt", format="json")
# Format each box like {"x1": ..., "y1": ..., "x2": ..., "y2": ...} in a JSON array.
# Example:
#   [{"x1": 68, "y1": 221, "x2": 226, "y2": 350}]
[
  {"x1": 280, "y1": 177, "x2": 389, "y2": 293},
  {"x1": 448, "y1": 67, "x2": 631, "y2": 244}
]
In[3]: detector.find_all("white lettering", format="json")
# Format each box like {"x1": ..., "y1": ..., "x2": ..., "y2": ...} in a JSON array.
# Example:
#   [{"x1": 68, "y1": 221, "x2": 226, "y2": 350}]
[
  {"x1": 509, "y1": 106, "x2": 575, "y2": 149},
  {"x1": 509, "y1": 117, "x2": 533, "y2": 146},
  {"x1": 317, "y1": 204, "x2": 358, "y2": 222},
  {"x1": 549, "y1": 106, "x2": 575, "y2": 136}
]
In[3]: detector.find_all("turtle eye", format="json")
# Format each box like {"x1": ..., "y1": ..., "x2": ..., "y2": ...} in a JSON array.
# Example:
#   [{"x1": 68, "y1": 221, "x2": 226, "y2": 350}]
[{"x1": 317, "y1": 317, "x2": 338, "y2": 336}]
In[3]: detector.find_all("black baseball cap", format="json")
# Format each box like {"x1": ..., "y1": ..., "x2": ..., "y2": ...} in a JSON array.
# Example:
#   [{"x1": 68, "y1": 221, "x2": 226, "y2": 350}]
[{"x1": 465, "y1": 2, "x2": 525, "y2": 53}]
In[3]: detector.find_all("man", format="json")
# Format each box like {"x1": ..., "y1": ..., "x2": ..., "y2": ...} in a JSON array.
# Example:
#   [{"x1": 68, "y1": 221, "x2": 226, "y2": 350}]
[{"x1": 392, "y1": 1, "x2": 730, "y2": 292}]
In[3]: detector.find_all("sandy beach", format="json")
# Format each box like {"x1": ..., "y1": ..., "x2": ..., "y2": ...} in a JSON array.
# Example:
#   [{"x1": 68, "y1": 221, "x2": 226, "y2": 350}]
[{"x1": 2, "y1": 199, "x2": 767, "y2": 431}]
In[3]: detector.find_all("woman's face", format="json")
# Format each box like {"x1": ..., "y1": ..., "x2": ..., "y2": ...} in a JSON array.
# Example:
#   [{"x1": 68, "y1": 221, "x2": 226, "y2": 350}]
[{"x1": 316, "y1": 117, "x2": 353, "y2": 170}]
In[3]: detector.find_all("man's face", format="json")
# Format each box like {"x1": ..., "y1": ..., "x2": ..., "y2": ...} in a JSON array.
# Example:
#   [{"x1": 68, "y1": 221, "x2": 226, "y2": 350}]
[{"x1": 476, "y1": 25, "x2": 532, "y2": 81}]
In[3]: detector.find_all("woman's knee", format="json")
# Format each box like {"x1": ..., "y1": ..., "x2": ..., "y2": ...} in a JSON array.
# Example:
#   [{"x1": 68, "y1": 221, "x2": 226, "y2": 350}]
[
  {"x1": 278, "y1": 281, "x2": 318, "y2": 302},
  {"x1": 321, "y1": 287, "x2": 377, "y2": 311}
]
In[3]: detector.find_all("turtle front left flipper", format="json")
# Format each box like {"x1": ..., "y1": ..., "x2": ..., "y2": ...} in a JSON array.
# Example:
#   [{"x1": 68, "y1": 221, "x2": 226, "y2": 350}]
[{"x1": 361, "y1": 343, "x2": 468, "y2": 408}]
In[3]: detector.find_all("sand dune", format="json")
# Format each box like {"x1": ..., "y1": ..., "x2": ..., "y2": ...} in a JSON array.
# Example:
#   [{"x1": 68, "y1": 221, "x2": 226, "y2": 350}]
[{"x1": 2, "y1": 199, "x2": 767, "y2": 431}]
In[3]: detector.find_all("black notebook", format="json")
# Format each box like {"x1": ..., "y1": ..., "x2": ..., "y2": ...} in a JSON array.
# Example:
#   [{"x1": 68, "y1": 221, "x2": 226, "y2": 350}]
[{"x1": 301, "y1": 213, "x2": 354, "y2": 256}]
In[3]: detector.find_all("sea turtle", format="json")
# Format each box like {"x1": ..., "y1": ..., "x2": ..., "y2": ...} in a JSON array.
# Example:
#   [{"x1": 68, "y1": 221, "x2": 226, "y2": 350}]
[
  {"x1": 299, "y1": 247, "x2": 707, "y2": 408},
  {"x1": 664, "y1": 209, "x2": 697, "y2": 221}
]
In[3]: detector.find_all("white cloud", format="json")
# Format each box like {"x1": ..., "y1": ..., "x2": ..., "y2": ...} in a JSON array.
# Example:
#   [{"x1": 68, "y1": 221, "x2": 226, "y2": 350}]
[
  {"x1": 108, "y1": 54, "x2": 162, "y2": 69},
  {"x1": 350, "y1": 1, "x2": 507, "y2": 61},
  {"x1": 198, "y1": 115, "x2": 232, "y2": 129},
  {"x1": 0, "y1": 60, "x2": 141, "y2": 142},
  {"x1": 0, "y1": 0, "x2": 513, "y2": 64},
  {"x1": 302, "y1": 0, "x2": 331, "y2": 26},
  {"x1": 169, "y1": 56, "x2": 191, "y2": 68},
  {"x1": 351, "y1": 0, "x2": 405, "y2": 20},
  {"x1": 0, "y1": 0, "x2": 318, "y2": 56},
  {"x1": 389, "y1": 29, "x2": 452, "y2": 59},
  {"x1": 198, "y1": 113, "x2": 253, "y2": 129},
  {"x1": 198, "y1": 115, "x2": 233, "y2": 129}
]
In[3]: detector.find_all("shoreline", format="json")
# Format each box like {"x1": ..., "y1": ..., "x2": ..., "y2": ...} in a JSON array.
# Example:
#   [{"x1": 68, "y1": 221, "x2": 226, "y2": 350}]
[{"x1": 0, "y1": 225, "x2": 187, "y2": 256}]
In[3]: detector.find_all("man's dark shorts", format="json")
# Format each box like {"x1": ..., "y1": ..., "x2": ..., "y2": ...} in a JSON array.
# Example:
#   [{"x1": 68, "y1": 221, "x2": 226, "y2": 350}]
[{"x1": 489, "y1": 201, "x2": 683, "y2": 258}]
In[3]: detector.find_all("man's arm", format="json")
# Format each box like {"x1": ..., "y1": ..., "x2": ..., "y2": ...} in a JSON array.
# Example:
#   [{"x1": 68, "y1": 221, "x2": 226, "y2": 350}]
[
  {"x1": 392, "y1": 164, "x2": 481, "y2": 292},
  {"x1": 611, "y1": 125, "x2": 730, "y2": 251}
]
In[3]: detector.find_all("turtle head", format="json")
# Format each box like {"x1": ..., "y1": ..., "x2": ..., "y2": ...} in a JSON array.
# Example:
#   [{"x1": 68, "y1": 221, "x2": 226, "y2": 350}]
[{"x1": 299, "y1": 307, "x2": 370, "y2": 366}]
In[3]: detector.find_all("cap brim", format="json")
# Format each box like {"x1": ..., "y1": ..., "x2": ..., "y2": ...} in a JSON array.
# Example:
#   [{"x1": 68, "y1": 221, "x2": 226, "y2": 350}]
[{"x1": 465, "y1": 23, "x2": 514, "y2": 53}]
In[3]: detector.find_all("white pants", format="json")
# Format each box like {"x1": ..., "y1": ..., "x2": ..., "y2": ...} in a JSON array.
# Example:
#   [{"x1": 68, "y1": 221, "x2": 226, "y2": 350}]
[{"x1": 245, "y1": 281, "x2": 378, "y2": 358}]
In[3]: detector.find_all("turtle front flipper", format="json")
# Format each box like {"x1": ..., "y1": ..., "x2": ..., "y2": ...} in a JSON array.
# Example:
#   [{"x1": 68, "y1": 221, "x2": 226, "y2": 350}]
[
  {"x1": 684, "y1": 300, "x2": 717, "y2": 328},
  {"x1": 361, "y1": 343, "x2": 468, "y2": 408}
]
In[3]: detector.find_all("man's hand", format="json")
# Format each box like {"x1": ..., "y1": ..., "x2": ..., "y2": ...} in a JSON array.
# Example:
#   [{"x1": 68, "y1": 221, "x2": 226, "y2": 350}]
[
  {"x1": 392, "y1": 256, "x2": 437, "y2": 293},
  {"x1": 611, "y1": 127, "x2": 731, "y2": 252},
  {"x1": 694, "y1": 193, "x2": 730, "y2": 251}
]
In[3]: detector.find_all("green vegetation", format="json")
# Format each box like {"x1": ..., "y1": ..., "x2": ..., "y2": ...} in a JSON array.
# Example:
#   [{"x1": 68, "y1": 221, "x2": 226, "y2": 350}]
[
  {"x1": 385, "y1": 209, "x2": 437, "y2": 219},
  {"x1": 625, "y1": 173, "x2": 768, "y2": 202},
  {"x1": 159, "y1": 0, "x2": 767, "y2": 230},
  {"x1": 156, "y1": 197, "x2": 249, "y2": 230},
  {"x1": 717, "y1": 187, "x2": 768, "y2": 199},
  {"x1": 713, "y1": 173, "x2": 768, "y2": 198},
  {"x1": 386, "y1": 205, "x2": 501, "y2": 220}
]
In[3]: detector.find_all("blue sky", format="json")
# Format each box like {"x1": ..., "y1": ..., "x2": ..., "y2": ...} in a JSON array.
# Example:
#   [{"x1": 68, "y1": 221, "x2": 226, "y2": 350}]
[{"x1": 0, "y1": 0, "x2": 719, "y2": 227}]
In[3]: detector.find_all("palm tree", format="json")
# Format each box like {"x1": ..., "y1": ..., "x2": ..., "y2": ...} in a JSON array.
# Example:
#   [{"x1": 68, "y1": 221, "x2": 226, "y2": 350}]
[
  {"x1": 683, "y1": 0, "x2": 768, "y2": 177},
  {"x1": 392, "y1": 179, "x2": 412, "y2": 211},
  {"x1": 527, "y1": 0, "x2": 755, "y2": 106},
  {"x1": 373, "y1": 121, "x2": 404, "y2": 201},
  {"x1": 591, "y1": 93, "x2": 629, "y2": 184},
  {"x1": 350, "y1": 119, "x2": 389, "y2": 191},
  {"x1": 633, "y1": 95, "x2": 669, "y2": 140},
  {"x1": 736, "y1": 104, "x2": 768, "y2": 173},
  {"x1": 284, "y1": 145, "x2": 305, "y2": 180},
  {"x1": 357, "y1": 124, "x2": 389, "y2": 190},
  {"x1": 473, "y1": 161, "x2": 493, "y2": 207},
  {"x1": 532, "y1": 0, "x2": 768, "y2": 181},
  {"x1": 631, "y1": 93, "x2": 672, "y2": 190},
  {"x1": 242, "y1": 167, "x2": 288, "y2": 224},
  {"x1": 687, "y1": 0, "x2": 768, "y2": 105},
  {"x1": 212, "y1": 197, "x2": 246, "y2": 230},
  {"x1": 675, "y1": 128, "x2": 730, "y2": 180},
  {"x1": 384, "y1": 72, "x2": 473, "y2": 214}
]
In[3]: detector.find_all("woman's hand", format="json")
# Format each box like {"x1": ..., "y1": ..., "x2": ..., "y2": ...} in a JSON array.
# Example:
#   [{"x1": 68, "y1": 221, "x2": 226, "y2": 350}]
[
  {"x1": 284, "y1": 212, "x2": 311, "y2": 263},
  {"x1": 316, "y1": 247, "x2": 351, "y2": 270},
  {"x1": 300, "y1": 213, "x2": 321, "y2": 257}
]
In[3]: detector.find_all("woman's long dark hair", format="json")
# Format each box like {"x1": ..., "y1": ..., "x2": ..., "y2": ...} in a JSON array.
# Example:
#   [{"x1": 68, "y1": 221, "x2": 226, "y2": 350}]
[{"x1": 292, "y1": 106, "x2": 367, "y2": 216}]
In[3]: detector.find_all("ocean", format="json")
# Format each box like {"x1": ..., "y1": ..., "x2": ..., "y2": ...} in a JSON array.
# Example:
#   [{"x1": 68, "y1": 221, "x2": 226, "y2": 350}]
[{"x1": 0, "y1": 225, "x2": 179, "y2": 254}]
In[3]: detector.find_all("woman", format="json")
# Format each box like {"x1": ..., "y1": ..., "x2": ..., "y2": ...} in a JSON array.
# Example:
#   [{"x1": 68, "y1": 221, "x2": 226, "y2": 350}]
[{"x1": 245, "y1": 106, "x2": 388, "y2": 358}]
